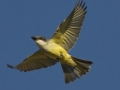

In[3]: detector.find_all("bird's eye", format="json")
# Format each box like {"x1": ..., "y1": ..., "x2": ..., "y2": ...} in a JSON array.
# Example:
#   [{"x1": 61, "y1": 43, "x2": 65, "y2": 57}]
[
  {"x1": 39, "y1": 37, "x2": 43, "y2": 40},
  {"x1": 38, "y1": 36, "x2": 46, "y2": 41}
]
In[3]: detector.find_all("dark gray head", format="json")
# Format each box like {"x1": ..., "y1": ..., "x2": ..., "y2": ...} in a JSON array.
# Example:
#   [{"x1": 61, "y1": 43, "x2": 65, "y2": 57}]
[
  {"x1": 31, "y1": 36, "x2": 47, "y2": 48},
  {"x1": 31, "y1": 36, "x2": 47, "y2": 41}
]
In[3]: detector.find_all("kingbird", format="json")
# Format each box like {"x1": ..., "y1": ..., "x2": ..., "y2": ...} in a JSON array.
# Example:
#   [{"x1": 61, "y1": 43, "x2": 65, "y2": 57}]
[{"x1": 7, "y1": 0, "x2": 93, "y2": 84}]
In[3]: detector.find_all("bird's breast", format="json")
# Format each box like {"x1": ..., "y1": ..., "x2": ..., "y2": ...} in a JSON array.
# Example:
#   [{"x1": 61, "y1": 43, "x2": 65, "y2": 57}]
[
  {"x1": 41, "y1": 42, "x2": 76, "y2": 67},
  {"x1": 41, "y1": 42, "x2": 68, "y2": 60}
]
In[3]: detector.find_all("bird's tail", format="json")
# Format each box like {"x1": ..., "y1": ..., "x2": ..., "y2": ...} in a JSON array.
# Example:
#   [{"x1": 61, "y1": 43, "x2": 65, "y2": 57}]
[{"x1": 61, "y1": 56, "x2": 93, "y2": 84}]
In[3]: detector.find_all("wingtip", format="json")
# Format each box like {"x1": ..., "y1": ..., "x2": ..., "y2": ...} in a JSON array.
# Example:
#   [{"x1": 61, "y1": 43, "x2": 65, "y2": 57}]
[
  {"x1": 7, "y1": 64, "x2": 15, "y2": 69},
  {"x1": 74, "y1": 0, "x2": 87, "y2": 12}
]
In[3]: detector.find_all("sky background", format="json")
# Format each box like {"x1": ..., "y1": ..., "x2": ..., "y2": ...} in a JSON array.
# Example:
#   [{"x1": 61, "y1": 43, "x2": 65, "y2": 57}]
[{"x1": 0, "y1": 0, "x2": 120, "y2": 90}]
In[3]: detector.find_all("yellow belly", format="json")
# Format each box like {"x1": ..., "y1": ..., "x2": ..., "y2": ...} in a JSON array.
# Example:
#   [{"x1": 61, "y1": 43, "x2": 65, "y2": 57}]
[
  {"x1": 44, "y1": 43, "x2": 68, "y2": 59},
  {"x1": 42, "y1": 43, "x2": 76, "y2": 67}
]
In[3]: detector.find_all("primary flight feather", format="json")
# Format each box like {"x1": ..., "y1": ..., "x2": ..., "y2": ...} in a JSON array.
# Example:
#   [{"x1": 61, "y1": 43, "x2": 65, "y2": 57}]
[{"x1": 51, "y1": 1, "x2": 87, "y2": 51}]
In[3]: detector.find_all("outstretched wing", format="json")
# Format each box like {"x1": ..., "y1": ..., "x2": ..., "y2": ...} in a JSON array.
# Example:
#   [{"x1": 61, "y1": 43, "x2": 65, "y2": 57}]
[
  {"x1": 7, "y1": 50, "x2": 58, "y2": 72},
  {"x1": 50, "y1": 0, "x2": 87, "y2": 52}
]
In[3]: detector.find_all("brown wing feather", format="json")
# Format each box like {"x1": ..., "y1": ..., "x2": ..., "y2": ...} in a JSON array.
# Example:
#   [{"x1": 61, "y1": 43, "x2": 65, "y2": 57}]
[
  {"x1": 7, "y1": 50, "x2": 58, "y2": 72},
  {"x1": 51, "y1": 0, "x2": 87, "y2": 51}
]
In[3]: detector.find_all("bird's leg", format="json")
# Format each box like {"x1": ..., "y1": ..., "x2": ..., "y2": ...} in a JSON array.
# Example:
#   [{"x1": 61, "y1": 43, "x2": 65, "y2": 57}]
[
  {"x1": 56, "y1": 52, "x2": 64, "y2": 61},
  {"x1": 59, "y1": 52, "x2": 64, "y2": 60}
]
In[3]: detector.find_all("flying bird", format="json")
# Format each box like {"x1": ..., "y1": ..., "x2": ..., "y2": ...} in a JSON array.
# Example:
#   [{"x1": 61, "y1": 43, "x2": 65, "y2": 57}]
[{"x1": 7, "y1": 0, "x2": 93, "y2": 84}]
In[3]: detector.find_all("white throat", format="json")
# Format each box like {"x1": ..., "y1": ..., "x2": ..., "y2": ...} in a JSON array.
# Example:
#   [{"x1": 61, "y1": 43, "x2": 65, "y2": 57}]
[{"x1": 35, "y1": 40, "x2": 47, "y2": 48}]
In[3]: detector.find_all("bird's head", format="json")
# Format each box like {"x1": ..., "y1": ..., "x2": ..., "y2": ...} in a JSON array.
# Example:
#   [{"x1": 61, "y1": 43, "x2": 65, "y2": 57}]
[{"x1": 31, "y1": 36, "x2": 47, "y2": 47}]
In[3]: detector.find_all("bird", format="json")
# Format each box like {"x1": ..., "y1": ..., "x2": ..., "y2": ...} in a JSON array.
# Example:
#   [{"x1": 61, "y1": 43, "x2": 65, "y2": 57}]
[{"x1": 7, "y1": 0, "x2": 93, "y2": 84}]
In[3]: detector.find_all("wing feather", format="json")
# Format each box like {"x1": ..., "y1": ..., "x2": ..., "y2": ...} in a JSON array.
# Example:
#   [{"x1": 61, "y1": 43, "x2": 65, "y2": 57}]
[
  {"x1": 7, "y1": 50, "x2": 58, "y2": 72},
  {"x1": 51, "y1": 0, "x2": 87, "y2": 51}
]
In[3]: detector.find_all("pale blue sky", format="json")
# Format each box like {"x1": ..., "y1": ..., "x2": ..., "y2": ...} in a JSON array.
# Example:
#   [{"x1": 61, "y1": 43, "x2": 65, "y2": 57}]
[{"x1": 0, "y1": 0, "x2": 120, "y2": 90}]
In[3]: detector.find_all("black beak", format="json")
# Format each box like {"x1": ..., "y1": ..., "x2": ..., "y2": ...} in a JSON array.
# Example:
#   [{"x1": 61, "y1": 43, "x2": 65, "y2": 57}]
[{"x1": 31, "y1": 36, "x2": 37, "y2": 41}]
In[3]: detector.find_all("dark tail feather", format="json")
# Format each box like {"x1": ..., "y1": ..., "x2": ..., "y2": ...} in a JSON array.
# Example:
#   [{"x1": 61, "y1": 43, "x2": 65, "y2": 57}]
[
  {"x1": 72, "y1": 56, "x2": 93, "y2": 74},
  {"x1": 61, "y1": 56, "x2": 93, "y2": 84},
  {"x1": 61, "y1": 64, "x2": 80, "y2": 84}
]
